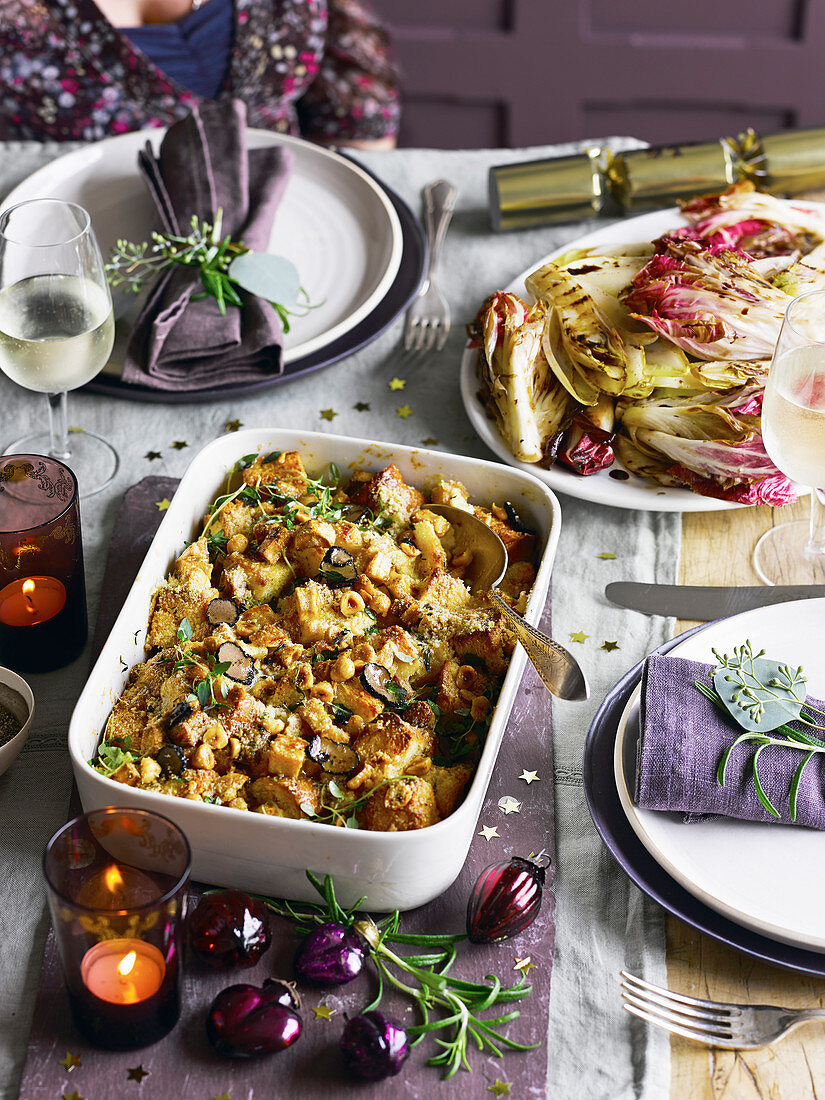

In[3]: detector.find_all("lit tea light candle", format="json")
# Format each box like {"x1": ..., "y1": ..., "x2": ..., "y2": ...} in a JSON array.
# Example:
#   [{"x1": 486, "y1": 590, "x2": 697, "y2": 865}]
[
  {"x1": 80, "y1": 939, "x2": 166, "y2": 1005},
  {"x1": 0, "y1": 575, "x2": 66, "y2": 626}
]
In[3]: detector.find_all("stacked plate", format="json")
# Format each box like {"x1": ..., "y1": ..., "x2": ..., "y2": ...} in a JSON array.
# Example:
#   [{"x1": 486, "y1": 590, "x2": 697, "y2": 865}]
[
  {"x1": 585, "y1": 598, "x2": 825, "y2": 976},
  {"x1": 1, "y1": 130, "x2": 426, "y2": 404}
]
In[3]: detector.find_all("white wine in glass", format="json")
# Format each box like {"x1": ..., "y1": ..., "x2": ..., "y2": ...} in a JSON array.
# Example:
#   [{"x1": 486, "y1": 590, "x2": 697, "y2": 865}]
[
  {"x1": 755, "y1": 287, "x2": 825, "y2": 585},
  {"x1": 0, "y1": 199, "x2": 117, "y2": 498}
]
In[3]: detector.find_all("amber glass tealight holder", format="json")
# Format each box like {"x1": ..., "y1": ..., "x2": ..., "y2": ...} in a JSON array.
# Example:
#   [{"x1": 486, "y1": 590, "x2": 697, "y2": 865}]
[
  {"x1": 0, "y1": 453, "x2": 87, "y2": 671},
  {"x1": 43, "y1": 807, "x2": 191, "y2": 1051}
]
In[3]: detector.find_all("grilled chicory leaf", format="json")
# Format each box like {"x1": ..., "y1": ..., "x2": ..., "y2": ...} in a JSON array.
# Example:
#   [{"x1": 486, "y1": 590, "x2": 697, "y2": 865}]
[
  {"x1": 623, "y1": 241, "x2": 791, "y2": 360},
  {"x1": 475, "y1": 292, "x2": 571, "y2": 463}
]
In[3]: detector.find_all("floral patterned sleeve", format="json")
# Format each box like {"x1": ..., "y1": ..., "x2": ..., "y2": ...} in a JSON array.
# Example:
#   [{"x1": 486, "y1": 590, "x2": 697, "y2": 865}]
[{"x1": 296, "y1": 0, "x2": 400, "y2": 144}]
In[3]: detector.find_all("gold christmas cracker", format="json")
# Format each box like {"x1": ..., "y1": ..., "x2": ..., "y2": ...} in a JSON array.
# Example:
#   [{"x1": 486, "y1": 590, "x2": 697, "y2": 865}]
[
  {"x1": 488, "y1": 126, "x2": 825, "y2": 229},
  {"x1": 488, "y1": 147, "x2": 605, "y2": 231},
  {"x1": 605, "y1": 139, "x2": 738, "y2": 211}
]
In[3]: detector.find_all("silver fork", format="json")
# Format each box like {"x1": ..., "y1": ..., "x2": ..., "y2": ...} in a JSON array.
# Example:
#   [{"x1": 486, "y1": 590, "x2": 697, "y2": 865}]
[
  {"x1": 403, "y1": 179, "x2": 457, "y2": 352},
  {"x1": 621, "y1": 970, "x2": 825, "y2": 1049}
]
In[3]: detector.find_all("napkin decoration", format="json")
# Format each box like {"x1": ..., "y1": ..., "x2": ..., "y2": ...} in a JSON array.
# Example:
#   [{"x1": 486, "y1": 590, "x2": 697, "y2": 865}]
[
  {"x1": 636, "y1": 653, "x2": 825, "y2": 828},
  {"x1": 121, "y1": 99, "x2": 293, "y2": 391}
]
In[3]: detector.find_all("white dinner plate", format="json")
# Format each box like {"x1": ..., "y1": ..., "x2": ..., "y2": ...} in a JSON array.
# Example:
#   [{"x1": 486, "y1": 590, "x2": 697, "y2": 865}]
[
  {"x1": 460, "y1": 202, "x2": 824, "y2": 512},
  {"x1": 613, "y1": 598, "x2": 825, "y2": 952},
  {"x1": 1, "y1": 128, "x2": 403, "y2": 367}
]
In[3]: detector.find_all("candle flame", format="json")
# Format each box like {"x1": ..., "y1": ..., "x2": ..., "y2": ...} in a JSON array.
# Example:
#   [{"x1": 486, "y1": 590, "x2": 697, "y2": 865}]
[
  {"x1": 117, "y1": 951, "x2": 137, "y2": 978},
  {"x1": 22, "y1": 578, "x2": 36, "y2": 613},
  {"x1": 104, "y1": 865, "x2": 124, "y2": 894}
]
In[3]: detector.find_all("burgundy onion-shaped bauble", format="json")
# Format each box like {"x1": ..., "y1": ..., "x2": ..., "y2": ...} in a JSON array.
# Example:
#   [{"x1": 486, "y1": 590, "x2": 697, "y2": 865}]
[
  {"x1": 206, "y1": 979, "x2": 302, "y2": 1059},
  {"x1": 466, "y1": 855, "x2": 546, "y2": 944},
  {"x1": 294, "y1": 921, "x2": 365, "y2": 985},
  {"x1": 340, "y1": 1010, "x2": 409, "y2": 1081},
  {"x1": 189, "y1": 890, "x2": 271, "y2": 969}
]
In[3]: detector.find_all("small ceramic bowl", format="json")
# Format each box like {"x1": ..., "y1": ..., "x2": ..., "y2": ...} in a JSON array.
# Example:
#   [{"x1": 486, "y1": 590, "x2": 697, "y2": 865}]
[{"x1": 0, "y1": 668, "x2": 35, "y2": 776}]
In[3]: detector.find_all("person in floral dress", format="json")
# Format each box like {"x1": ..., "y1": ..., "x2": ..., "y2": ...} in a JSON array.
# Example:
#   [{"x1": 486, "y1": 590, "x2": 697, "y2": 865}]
[{"x1": 0, "y1": 0, "x2": 400, "y2": 147}]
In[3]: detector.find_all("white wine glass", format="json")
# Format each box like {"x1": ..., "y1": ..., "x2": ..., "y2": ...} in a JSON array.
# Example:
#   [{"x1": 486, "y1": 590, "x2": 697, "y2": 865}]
[
  {"x1": 755, "y1": 287, "x2": 825, "y2": 585},
  {"x1": 0, "y1": 198, "x2": 117, "y2": 498}
]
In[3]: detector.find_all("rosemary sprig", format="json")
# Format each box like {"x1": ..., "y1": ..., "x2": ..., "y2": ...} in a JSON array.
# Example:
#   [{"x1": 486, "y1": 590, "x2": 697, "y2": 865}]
[
  {"x1": 258, "y1": 872, "x2": 537, "y2": 1078},
  {"x1": 695, "y1": 641, "x2": 825, "y2": 820}
]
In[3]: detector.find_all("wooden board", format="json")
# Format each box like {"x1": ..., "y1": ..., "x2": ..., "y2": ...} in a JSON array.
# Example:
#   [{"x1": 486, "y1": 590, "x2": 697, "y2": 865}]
[{"x1": 669, "y1": 497, "x2": 825, "y2": 1099}]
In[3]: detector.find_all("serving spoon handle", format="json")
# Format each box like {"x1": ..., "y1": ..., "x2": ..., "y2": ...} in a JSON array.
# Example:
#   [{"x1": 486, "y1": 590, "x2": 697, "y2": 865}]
[{"x1": 488, "y1": 588, "x2": 589, "y2": 701}]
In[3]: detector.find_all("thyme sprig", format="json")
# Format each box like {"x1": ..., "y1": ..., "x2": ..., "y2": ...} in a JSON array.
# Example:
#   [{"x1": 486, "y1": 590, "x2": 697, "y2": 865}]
[
  {"x1": 694, "y1": 640, "x2": 825, "y2": 820},
  {"x1": 171, "y1": 618, "x2": 231, "y2": 711},
  {"x1": 258, "y1": 872, "x2": 536, "y2": 1078}
]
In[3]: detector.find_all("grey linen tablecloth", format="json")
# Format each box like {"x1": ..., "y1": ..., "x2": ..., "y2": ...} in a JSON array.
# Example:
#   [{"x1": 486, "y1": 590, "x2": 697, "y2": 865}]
[{"x1": 0, "y1": 138, "x2": 675, "y2": 1099}]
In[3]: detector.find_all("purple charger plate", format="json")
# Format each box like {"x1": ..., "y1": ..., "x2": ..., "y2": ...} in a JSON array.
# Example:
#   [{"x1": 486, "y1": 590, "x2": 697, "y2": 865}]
[
  {"x1": 584, "y1": 625, "x2": 825, "y2": 977},
  {"x1": 84, "y1": 168, "x2": 426, "y2": 405}
]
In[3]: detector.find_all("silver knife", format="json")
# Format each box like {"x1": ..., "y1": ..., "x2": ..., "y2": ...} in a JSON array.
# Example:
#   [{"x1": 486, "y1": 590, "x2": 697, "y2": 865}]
[{"x1": 605, "y1": 581, "x2": 825, "y2": 620}]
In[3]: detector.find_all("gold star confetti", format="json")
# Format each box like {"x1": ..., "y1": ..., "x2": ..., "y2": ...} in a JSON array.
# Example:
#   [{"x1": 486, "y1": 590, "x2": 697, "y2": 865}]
[
  {"x1": 601, "y1": 640, "x2": 620, "y2": 652},
  {"x1": 518, "y1": 769, "x2": 540, "y2": 784},
  {"x1": 171, "y1": 440, "x2": 188, "y2": 450},
  {"x1": 59, "y1": 1053, "x2": 82, "y2": 1071},
  {"x1": 224, "y1": 419, "x2": 242, "y2": 432},
  {"x1": 597, "y1": 551, "x2": 616, "y2": 559},
  {"x1": 320, "y1": 408, "x2": 337, "y2": 421},
  {"x1": 127, "y1": 1065, "x2": 149, "y2": 1083},
  {"x1": 155, "y1": 498, "x2": 171, "y2": 512},
  {"x1": 389, "y1": 377, "x2": 406, "y2": 391},
  {"x1": 488, "y1": 1082, "x2": 512, "y2": 1097},
  {"x1": 313, "y1": 1003, "x2": 335, "y2": 1020},
  {"x1": 144, "y1": 450, "x2": 162, "y2": 462},
  {"x1": 421, "y1": 437, "x2": 439, "y2": 446},
  {"x1": 396, "y1": 404, "x2": 412, "y2": 419},
  {"x1": 498, "y1": 795, "x2": 522, "y2": 815},
  {"x1": 354, "y1": 401, "x2": 370, "y2": 411},
  {"x1": 514, "y1": 956, "x2": 537, "y2": 975},
  {"x1": 63, "y1": 1092, "x2": 84, "y2": 1100},
  {"x1": 478, "y1": 824, "x2": 500, "y2": 841},
  {"x1": 570, "y1": 630, "x2": 588, "y2": 643}
]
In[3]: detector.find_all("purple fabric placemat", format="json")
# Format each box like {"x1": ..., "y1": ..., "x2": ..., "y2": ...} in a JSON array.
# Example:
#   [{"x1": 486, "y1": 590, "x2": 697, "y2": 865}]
[{"x1": 20, "y1": 477, "x2": 556, "y2": 1099}]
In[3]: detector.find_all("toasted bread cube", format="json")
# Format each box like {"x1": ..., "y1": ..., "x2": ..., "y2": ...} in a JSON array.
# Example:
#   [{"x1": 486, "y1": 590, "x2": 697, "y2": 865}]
[
  {"x1": 248, "y1": 776, "x2": 319, "y2": 818},
  {"x1": 266, "y1": 734, "x2": 308, "y2": 779},
  {"x1": 347, "y1": 464, "x2": 424, "y2": 525},
  {"x1": 360, "y1": 777, "x2": 439, "y2": 831}
]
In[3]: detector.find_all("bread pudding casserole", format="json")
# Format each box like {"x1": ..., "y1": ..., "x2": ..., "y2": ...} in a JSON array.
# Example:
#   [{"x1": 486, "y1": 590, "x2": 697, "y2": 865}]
[{"x1": 93, "y1": 449, "x2": 537, "y2": 832}]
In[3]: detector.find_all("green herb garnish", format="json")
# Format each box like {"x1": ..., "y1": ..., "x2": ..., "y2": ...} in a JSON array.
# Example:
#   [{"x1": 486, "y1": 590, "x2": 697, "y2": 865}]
[
  {"x1": 106, "y1": 210, "x2": 310, "y2": 327},
  {"x1": 695, "y1": 640, "x2": 825, "y2": 820},
  {"x1": 258, "y1": 872, "x2": 537, "y2": 1078}
]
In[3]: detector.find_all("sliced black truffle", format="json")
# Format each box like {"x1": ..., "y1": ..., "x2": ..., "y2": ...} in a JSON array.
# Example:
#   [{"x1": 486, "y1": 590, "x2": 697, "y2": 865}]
[
  {"x1": 216, "y1": 641, "x2": 256, "y2": 684},
  {"x1": 317, "y1": 546, "x2": 358, "y2": 588},
  {"x1": 156, "y1": 743, "x2": 186, "y2": 777},
  {"x1": 305, "y1": 735, "x2": 360, "y2": 776},
  {"x1": 165, "y1": 699, "x2": 193, "y2": 730},
  {"x1": 207, "y1": 597, "x2": 243, "y2": 626},
  {"x1": 503, "y1": 501, "x2": 531, "y2": 533},
  {"x1": 360, "y1": 662, "x2": 408, "y2": 707}
]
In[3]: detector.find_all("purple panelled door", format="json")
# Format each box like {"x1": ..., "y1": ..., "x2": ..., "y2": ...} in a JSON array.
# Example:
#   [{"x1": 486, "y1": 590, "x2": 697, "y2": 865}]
[{"x1": 376, "y1": 0, "x2": 825, "y2": 148}]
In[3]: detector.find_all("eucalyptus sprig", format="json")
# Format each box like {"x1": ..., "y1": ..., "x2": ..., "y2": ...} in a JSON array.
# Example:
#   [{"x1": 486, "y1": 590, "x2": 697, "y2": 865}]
[
  {"x1": 258, "y1": 871, "x2": 537, "y2": 1079},
  {"x1": 694, "y1": 639, "x2": 825, "y2": 820},
  {"x1": 106, "y1": 210, "x2": 307, "y2": 328}
]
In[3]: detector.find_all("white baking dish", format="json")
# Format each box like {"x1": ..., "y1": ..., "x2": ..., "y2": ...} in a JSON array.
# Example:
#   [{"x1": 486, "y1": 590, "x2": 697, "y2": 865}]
[{"x1": 69, "y1": 430, "x2": 561, "y2": 910}]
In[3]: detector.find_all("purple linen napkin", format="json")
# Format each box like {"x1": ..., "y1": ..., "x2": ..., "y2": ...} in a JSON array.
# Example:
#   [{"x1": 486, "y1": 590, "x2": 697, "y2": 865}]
[
  {"x1": 636, "y1": 653, "x2": 825, "y2": 828},
  {"x1": 122, "y1": 99, "x2": 292, "y2": 391}
]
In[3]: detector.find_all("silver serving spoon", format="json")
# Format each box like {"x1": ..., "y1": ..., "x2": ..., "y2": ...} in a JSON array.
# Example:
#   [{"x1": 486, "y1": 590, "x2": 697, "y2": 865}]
[{"x1": 428, "y1": 504, "x2": 589, "y2": 701}]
